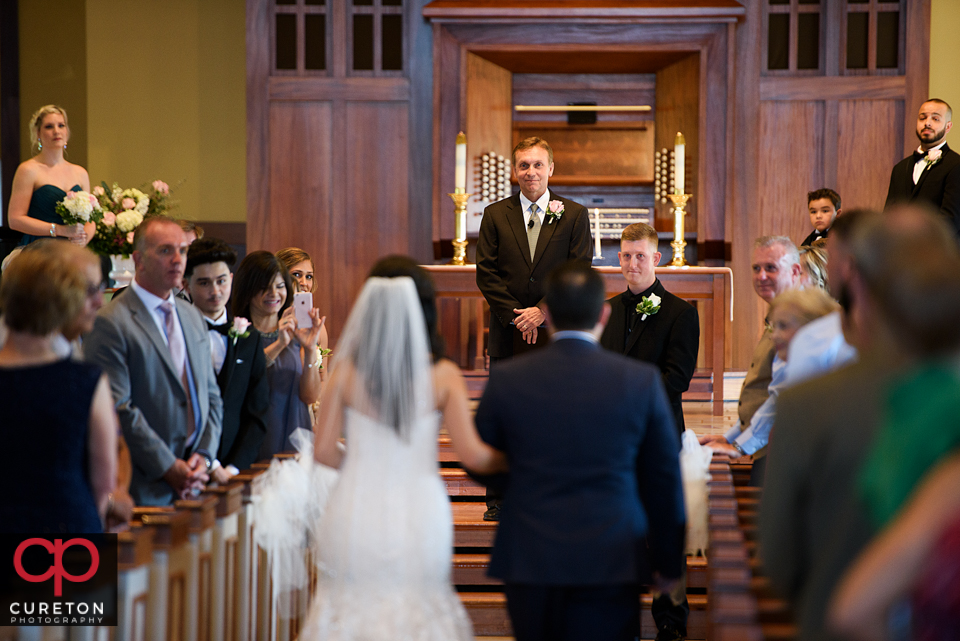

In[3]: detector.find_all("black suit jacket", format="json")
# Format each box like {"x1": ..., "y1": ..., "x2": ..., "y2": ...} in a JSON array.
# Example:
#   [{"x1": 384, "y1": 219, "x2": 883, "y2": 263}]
[
  {"x1": 600, "y1": 280, "x2": 700, "y2": 435},
  {"x1": 475, "y1": 337, "x2": 686, "y2": 586},
  {"x1": 885, "y1": 143, "x2": 960, "y2": 234},
  {"x1": 476, "y1": 190, "x2": 593, "y2": 358},
  {"x1": 211, "y1": 323, "x2": 269, "y2": 469}
]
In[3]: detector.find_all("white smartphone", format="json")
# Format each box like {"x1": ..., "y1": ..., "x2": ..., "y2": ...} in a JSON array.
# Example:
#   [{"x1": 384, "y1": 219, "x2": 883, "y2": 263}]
[{"x1": 293, "y1": 291, "x2": 313, "y2": 328}]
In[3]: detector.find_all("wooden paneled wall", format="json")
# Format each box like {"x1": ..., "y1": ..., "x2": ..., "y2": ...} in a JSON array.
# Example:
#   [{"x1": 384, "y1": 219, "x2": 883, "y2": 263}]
[
  {"x1": 247, "y1": 0, "x2": 433, "y2": 343},
  {"x1": 731, "y1": 1, "x2": 929, "y2": 367},
  {"x1": 655, "y1": 54, "x2": 700, "y2": 232}
]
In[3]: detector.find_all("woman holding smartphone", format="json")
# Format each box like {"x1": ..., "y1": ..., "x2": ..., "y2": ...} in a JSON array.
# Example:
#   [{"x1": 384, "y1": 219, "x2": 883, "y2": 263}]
[{"x1": 233, "y1": 251, "x2": 327, "y2": 458}]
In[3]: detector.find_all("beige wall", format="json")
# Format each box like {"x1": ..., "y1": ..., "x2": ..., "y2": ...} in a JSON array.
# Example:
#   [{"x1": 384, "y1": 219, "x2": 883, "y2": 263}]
[
  {"x1": 931, "y1": 0, "x2": 960, "y2": 118},
  {"x1": 19, "y1": 0, "x2": 88, "y2": 168},
  {"x1": 18, "y1": 0, "x2": 245, "y2": 222}
]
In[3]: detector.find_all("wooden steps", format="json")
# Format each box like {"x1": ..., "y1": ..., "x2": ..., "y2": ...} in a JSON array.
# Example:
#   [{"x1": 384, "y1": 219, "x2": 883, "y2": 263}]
[{"x1": 459, "y1": 591, "x2": 710, "y2": 638}]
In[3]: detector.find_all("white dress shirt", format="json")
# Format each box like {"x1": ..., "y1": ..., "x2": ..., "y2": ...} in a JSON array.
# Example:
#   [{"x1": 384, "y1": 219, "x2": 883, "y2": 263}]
[
  {"x1": 519, "y1": 191, "x2": 550, "y2": 227},
  {"x1": 784, "y1": 311, "x2": 858, "y2": 386},
  {"x1": 204, "y1": 309, "x2": 229, "y2": 375}
]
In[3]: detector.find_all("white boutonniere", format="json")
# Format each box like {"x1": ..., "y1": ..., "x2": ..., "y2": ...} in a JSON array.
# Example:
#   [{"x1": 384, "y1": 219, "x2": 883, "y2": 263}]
[
  {"x1": 926, "y1": 148, "x2": 943, "y2": 169},
  {"x1": 228, "y1": 317, "x2": 251, "y2": 345},
  {"x1": 636, "y1": 293, "x2": 661, "y2": 321},
  {"x1": 545, "y1": 200, "x2": 564, "y2": 224}
]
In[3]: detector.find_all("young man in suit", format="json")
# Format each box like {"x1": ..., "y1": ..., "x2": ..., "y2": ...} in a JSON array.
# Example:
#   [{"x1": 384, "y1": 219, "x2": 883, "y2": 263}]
[
  {"x1": 84, "y1": 215, "x2": 223, "y2": 506},
  {"x1": 475, "y1": 261, "x2": 686, "y2": 641},
  {"x1": 599, "y1": 222, "x2": 698, "y2": 641},
  {"x1": 476, "y1": 137, "x2": 593, "y2": 363},
  {"x1": 183, "y1": 238, "x2": 268, "y2": 482},
  {"x1": 601, "y1": 223, "x2": 699, "y2": 435},
  {"x1": 886, "y1": 99, "x2": 960, "y2": 235}
]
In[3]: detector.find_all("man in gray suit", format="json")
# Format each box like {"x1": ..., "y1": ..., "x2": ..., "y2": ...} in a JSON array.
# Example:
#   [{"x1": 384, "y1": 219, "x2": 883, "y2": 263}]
[
  {"x1": 760, "y1": 205, "x2": 959, "y2": 641},
  {"x1": 85, "y1": 215, "x2": 223, "y2": 506}
]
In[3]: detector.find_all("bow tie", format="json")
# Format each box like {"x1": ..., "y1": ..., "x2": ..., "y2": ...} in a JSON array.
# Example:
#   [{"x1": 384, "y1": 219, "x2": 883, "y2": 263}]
[
  {"x1": 914, "y1": 149, "x2": 932, "y2": 162},
  {"x1": 208, "y1": 322, "x2": 231, "y2": 336}
]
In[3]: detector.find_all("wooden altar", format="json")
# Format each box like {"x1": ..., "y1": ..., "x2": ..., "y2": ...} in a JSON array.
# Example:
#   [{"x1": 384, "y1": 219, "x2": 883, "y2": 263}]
[{"x1": 424, "y1": 264, "x2": 731, "y2": 415}]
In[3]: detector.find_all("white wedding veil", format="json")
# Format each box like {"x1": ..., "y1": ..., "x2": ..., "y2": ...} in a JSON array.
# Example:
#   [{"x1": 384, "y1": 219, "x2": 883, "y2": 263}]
[{"x1": 331, "y1": 275, "x2": 435, "y2": 436}]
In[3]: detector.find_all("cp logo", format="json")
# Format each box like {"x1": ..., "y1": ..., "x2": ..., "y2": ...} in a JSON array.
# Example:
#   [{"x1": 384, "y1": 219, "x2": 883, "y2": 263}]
[{"x1": 14, "y1": 538, "x2": 100, "y2": 597}]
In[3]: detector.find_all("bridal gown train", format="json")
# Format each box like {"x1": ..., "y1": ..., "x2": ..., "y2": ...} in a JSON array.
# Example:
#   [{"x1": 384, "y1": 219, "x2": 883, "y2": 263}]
[{"x1": 298, "y1": 408, "x2": 474, "y2": 640}]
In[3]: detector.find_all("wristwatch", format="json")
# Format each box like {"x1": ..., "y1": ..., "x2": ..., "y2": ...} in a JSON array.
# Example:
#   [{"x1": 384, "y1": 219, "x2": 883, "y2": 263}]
[
  {"x1": 49, "y1": 223, "x2": 56, "y2": 237},
  {"x1": 731, "y1": 442, "x2": 747, "y2": 456}
]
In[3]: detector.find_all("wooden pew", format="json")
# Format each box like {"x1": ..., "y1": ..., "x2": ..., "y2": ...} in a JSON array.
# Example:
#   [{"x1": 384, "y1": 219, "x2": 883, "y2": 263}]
[
  {"x1": 116, "y1": 524, "x2": 154, "y2": 641},
  {"x1": 132, "y1": 507, "x2": 191, "y2": 641},
  {"x1": 202, "y1": 482, "x2": 244, "y2": 641}
]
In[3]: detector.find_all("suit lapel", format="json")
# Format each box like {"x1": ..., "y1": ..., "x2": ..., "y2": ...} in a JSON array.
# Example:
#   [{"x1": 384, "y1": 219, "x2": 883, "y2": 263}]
[
  {"x1": 604, "y1": 295, "x2": 627, "y2": 352},
  {"x1": 124, "y1": 292, "x2": 183, "y2": 387},
  {"x1": 217, "y1": 332, "x2": 235, "y2": 390},
  {"x1": 504, "y1": 194, "x2": 533, "y2": 268},
  {"x1": 623, "y1": 281, "x2": 663, "y2": 355},
  {"x1": 913, "y1": 143, "x2": 950, "y2": 196}
]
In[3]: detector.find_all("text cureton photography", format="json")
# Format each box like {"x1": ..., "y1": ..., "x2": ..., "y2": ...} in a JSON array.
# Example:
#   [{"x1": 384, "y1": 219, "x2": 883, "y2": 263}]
[{"x1": 0, "y1": 534, "x2": 117, "y2": 627}]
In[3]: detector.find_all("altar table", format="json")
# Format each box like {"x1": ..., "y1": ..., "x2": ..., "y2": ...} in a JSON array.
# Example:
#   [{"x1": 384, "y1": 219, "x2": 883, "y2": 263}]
[{"x1": 423, "y1": 265, "x2": 732, "y2": 416}]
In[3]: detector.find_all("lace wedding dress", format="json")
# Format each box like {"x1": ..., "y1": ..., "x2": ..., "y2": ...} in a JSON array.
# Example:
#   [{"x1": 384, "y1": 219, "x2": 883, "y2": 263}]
[{"x1": 299, "y1": 409, "x2": 473, "y2": 640}]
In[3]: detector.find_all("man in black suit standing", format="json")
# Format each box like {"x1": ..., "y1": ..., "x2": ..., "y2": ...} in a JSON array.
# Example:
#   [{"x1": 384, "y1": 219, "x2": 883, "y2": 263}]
[
  {"x1": 476, "y1": 137, "x2": 593, "y2": 363},
  {"x1": 476, "y1": 262, "x2": 686, "y2": 641},
  {"x1": 183, "y1": 238, "x2": 269, "y2": 482},
  {"x1": 476, "y1": 136, "x2": 593, "y2": 521},
  {"x1": 886, "y1": 98, "x2": 960, "y2": 234},
  {"x1": 600, "y1": 222, "x2": 698, "y2": 641},
  {"x1": 601, "y1": 223, "x2": 699, "y2": 435}
]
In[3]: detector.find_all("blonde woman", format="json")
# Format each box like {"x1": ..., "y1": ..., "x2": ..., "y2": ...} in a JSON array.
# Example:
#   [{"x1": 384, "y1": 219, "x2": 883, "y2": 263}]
[{"x1": 8, "y1": 105, "x2": 94, "y2": 247}]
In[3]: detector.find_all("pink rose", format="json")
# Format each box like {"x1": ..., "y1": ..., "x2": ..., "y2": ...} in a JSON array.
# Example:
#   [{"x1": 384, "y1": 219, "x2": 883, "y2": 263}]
[
  {"x1": 928, "y1": 149, "x2": 943, "y2": 163},
  {"x1": 101, "y1": 211, "x2": 116, "y2": 226},
  {"x1": 152, "y1": 180, "x2": 169, "y2": 195},
  {"x1": 126, "y1": 231, "x2": 135, "y2": 244},
  {"x1": 121, "y1": 197, "x2": 136, "y2": 210},
  {"x1": 232, "y1": 317, "x2": 251, "y2": 335},
  {"x1": 548, "y1": 200, "x2": 564, "y2": 215},
  {"x1": 92, "y1": 185, "x2": 105, "y2": 196},
  {"x1": 88, "y1": 194, "x2": 98, "y2": 207}
]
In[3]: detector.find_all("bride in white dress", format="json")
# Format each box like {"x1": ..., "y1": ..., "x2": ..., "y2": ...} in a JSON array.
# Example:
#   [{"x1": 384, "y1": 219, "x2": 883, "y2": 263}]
[{"x1": 297, "y1": 256, "x2": 507, "y2": 639}]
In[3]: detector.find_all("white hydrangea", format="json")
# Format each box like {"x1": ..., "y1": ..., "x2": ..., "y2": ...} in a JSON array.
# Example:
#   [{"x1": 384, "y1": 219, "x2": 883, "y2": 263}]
[
  {"x1": 62, "y1": 191, "x2": 99, "y2": 221},
  {"x1": 116, "y1": 210, "x2": 143, "y2": 233},
  {"x1": 121, "y1": 188, "x2": 150, "y2": 215}
]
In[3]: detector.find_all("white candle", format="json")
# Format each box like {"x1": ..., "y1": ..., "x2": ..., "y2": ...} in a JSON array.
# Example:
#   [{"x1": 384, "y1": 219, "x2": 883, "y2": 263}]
[
  {"x1": 593, "y1": 208, "x2": 601, "y2": 259},
  {"x1": 674, "y1": 132, "x2": 685, "y2": 195},
  {"x1": 455, "y1": 131, "x2": 466, "y2": 192}
]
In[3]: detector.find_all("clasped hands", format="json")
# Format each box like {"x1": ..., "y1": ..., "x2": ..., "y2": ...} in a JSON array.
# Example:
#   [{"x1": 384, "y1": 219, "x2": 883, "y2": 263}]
[
  {"x1": 163, "y1": 453, "x2": 210, "y2": 499},
  {"x1": 514, "y1": 306, "x2": 545, "y2": 344},
  {"x1": 698, "y1": 434, "x2": 743, "y2": 459}
]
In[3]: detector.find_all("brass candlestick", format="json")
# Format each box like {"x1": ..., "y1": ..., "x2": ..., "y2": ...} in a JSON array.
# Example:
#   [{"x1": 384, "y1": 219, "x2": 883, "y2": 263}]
[
  {"x1": 448, "y1": 191, "x2": 470, "y2": 265},
  {"x1": 667, "y1": 193, "x2": 691, "y2": 267}
]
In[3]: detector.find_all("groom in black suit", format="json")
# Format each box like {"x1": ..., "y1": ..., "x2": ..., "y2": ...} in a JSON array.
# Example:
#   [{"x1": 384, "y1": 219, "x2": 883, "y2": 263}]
[
  {"x1": 183, "y1": 238, "x2": 269, "y2": 481},
  {"x1": 886, "y1": 98, "x2": 960, "y2": 235},
  {"x1": 476, "y1": 137, "x2": 592, "y2": 363},
  {"x1": 476, "y1": 262, "x2": 686, "y2": 641}
]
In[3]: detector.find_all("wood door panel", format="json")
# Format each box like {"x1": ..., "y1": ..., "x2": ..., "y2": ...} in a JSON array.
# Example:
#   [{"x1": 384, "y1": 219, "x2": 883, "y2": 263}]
[
  {"x1": 837, "y1": 99, "x2": 905, "y2": 213},
  {"x1": 324, "y1": 101, "x2": 411, "y2": 340},
  {"x1": 267, "y1": 100, "x2": 334, "y2": 324},
  {"x1": 757, "y1": 101, "x2": 825, "y2": 243}
]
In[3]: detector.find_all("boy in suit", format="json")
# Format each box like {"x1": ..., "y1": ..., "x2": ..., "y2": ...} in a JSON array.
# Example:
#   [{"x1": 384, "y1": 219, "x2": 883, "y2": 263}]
[
  {"x1": 802, "y1": 188, "x2": 841, "y2": 246},
  {"x1": 183, "y1": 238, "x2": 269, "y2": 482}
]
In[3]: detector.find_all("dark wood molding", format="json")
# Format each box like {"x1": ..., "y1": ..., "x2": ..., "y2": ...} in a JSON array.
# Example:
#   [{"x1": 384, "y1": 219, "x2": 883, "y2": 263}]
[
  {"x1": 423, "y1": 1, "x2": 746, "y2": 22},
  {"x1": 198, "y1": 222, "x2": 247, "y2": 247},
  {"x1": 759, "y1": 75, "x2": 906, "y2": 101},
  {"x1": 268, "y1": 76, "x2": 411, "y2": 101}
]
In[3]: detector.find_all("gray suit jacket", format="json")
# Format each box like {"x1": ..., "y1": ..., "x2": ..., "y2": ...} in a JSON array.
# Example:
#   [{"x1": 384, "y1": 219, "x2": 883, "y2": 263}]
[
  {"x1": 84, "y1": 288, "x2": 223, "y2": 506},
  {"x1": 759, "y1": 355, "x2": 895, "y2": 641}
]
